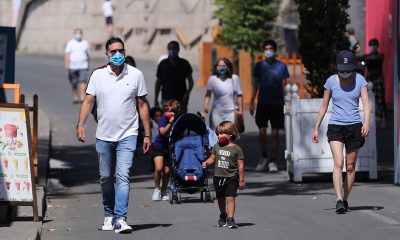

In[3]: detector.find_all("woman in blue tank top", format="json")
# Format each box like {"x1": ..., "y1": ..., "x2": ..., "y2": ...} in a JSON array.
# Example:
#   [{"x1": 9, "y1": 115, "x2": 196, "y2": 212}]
[{"x1": 312, "y1": 50, "x2": 370, "y2": 214}]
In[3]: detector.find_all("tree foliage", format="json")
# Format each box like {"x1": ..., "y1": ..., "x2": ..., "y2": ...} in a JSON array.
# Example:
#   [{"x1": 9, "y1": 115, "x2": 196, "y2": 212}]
[
  {"x1": 295, "y1": 0, "x2": 350, "y2": 98},
  {"x1": 213, "y1": 0, "x2": 278, "y2": 51}
]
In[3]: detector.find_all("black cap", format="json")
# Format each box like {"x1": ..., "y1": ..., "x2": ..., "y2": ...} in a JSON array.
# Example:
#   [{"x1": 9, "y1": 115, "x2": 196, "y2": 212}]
[{"x1": 336, "y1": 50, "x2": 355, "y2": 71}]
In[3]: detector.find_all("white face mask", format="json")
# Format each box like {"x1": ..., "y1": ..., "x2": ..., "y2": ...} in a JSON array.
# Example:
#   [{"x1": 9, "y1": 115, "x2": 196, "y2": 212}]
[{"x1": 338, "y1": 71, "x2": 352, "y2": 78}]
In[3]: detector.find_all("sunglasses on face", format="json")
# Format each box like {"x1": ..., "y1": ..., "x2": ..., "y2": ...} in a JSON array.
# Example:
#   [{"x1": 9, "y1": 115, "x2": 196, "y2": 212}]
[
  {"x1": 338, "y1": 70, "x2": 353, "y2": 74},
  {"x1": 108, "y1": 48, "x2": 125, "y2": 54}
]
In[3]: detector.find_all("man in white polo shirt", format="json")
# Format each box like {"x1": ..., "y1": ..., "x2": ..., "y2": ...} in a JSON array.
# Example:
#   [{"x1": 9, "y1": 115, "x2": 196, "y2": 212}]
[
  {"x1": 76, "y1": 37, "x2": 151, "y2": 234},
  {"x1": 64, "y1": 28, "x2": 90, "y2": 103}
]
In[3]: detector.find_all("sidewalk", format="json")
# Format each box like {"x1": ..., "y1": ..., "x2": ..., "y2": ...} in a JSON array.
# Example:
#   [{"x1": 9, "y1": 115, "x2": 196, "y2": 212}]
[{"x1": 3, "y1": 55, "x2": 398, "y2": 240}]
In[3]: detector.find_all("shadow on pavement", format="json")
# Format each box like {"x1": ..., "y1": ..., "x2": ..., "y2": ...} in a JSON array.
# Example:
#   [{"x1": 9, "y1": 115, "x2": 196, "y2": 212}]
[
  {"x1": 132, "y1": 223, "x2": 172, "y2": 231},
  {"x1": 49, "y1": 144, "x2": 155, "y2": 189},
  {"x1": 349, "y1": 206, "x2": 384, "y2": 211}
]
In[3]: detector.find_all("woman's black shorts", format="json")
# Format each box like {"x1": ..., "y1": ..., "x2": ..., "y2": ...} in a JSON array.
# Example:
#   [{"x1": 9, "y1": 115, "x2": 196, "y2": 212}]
[
  {"x1": 213, "y1": 175, "x2": 239, "y2": 199},
  {"x1": 326, "y1": 123, "x2": 365, "y2": 149}
]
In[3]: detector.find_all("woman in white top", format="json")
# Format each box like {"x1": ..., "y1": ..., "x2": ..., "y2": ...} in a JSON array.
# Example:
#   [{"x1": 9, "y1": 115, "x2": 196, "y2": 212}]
[{"x1": 204, "y1": 57, "x2": 243, "y2": 130}]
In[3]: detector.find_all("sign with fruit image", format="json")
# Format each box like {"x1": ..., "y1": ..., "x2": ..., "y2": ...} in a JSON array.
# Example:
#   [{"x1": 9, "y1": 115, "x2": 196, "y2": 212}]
[{"x1": 0, "y1": 105, "x2": 34, "y2": 202}]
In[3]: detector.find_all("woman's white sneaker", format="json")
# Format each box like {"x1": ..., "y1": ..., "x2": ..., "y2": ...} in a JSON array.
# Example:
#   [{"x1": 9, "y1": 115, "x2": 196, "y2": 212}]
[
  {"x1": 161, "y1": 190, "x2": 170, "y2": 201},
  {"x1": 255, "y1": 157, "x2": 268, "y2": 171},
  {"x1": 152, "y1": 188, "x2": 162, "y2": 201},
  {"x1": 101, "y1": 217, "x2": 114, "y2": 231}
]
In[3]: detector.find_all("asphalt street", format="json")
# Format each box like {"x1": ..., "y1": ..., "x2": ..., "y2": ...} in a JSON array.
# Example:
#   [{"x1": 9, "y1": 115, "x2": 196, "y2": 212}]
[{"x1": 14, "y1": 54, "x2": 400, "y2": 240}]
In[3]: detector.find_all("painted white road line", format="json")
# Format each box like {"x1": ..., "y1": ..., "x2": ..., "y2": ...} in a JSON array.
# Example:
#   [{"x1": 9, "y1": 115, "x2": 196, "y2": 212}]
[{"x1": 361, "y1": 210, "x2": 400, "y2": 225}]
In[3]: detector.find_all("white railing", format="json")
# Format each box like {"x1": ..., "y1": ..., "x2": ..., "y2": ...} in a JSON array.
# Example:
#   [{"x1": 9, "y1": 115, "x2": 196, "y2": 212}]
[{"x1": 284, "y1": 83, "x2": 377, "y2": 182}]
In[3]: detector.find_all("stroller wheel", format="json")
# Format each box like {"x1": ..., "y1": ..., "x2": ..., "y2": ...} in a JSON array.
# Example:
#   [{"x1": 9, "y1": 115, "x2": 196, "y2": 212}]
[
  {"x1": 205, "y1": 191, "x2": 214, "y2": 203},
  {"x1": 176, "y1": 192, "x2": 182, "y2": 204},
  {"x1": 169, "y1": 191, "x2": 173, "y2": 204}
]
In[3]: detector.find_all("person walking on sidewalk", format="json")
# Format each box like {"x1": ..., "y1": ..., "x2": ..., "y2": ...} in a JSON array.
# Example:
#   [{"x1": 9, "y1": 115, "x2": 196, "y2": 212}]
[
  {"x1": 76, "y1": 37, "x2": 151, "y2": 233},
  {"x1": 154, "y1": 40, "x2": 194, "y2": 114},
  {"x1": 102, "y1": 0, "x2": 115, "y2": 37},
  {"x1": 250, "y1": 40, "x2": 289, "y2": 172},
  {"x1": 64, "y1": 28, "x2": 90, "y2": 103},
  {"x1": 204, "y1": 57, "x2": 243, "y2": 130},
  {"x1": 202, "y1": 121, "x2": 245, "y2": 228},
  {"x1": 312, "y1": 50, "x2": 370, "y2": 213},
  {"x1": 363, "y1": 38, "x2": 387, "y2": 128},
  {"x1": 151, "y1": 100, "x2": 181, "y2": 201}
]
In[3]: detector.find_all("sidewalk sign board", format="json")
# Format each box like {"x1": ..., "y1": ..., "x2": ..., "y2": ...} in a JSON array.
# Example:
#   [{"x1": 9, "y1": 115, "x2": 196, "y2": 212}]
[{"x1": 0, "y1": 103, "x2": 38, "y2": 221}]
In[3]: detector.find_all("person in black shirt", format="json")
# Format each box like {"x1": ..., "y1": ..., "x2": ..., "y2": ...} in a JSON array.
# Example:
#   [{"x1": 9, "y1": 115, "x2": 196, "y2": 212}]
[
  {"x1": 154, "y1": 41, "x2": 194, "y2": 113},
  {"x1": 363, "y1": 38, "x2": 387, "y2": 128}
]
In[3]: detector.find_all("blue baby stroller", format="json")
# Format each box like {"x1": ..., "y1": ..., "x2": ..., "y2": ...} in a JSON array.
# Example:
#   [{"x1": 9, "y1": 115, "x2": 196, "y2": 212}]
[{"x1": 168, "y1": 113, "x2": 215, "y2": 204}]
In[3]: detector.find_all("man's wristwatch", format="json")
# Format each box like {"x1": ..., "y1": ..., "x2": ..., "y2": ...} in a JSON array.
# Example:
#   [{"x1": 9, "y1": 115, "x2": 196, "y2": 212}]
[{"x1": 75, "y1": 123, "x2": 85, "y2": 129}]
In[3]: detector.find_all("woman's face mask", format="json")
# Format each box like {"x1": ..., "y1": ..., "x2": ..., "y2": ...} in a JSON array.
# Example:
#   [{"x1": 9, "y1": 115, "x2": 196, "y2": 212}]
[
  {"x1": 216, "y1": 66, "x2": 228, "y2": 76},
  {"x1": 338, "y1": 71, "x2": 353, "y2": 79}
]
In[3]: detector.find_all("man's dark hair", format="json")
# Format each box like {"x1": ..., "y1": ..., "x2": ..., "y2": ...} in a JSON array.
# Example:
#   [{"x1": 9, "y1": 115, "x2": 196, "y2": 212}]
[
  {"x1": 105, "y1": 37, "x2": 124, "y2": 51},
  {"x1": 167, "y1": 41, "x2": 180, "y2": 51},
  {"x1": 263, "y1": 40, "x2": 277, "y2": 52},
  {"x1": 369, "y1": 38, "x2": 379, "y2": 47}
]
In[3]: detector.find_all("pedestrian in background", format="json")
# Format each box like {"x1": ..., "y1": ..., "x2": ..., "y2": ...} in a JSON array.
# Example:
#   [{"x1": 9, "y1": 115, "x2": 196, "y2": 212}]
[
  {"x1": 102, "y1": 0, "x2": 115, "y2": 37},
  {"x1": 363, "y1": 38, "x2": 387, "y2": 128},
  {"x1": 345, "y1": 27, "x2": 361, "y2": 54},
  {"x1": 313, "y1": 50, "x2": 370, "y2": 213},
  {"x1": 204, "y1": 57, "x2": 243, "y2": 130},
  {"x1": 76, "y1": 37, "x2": 151, "y2": 233},
  {"x1": 151, "y1": 100, "x2": 181, "y2": 201},
  {"x1": 125, "y1": 55, "x2": 136, "y2": 68},
  {"x1": 250, "y1": 40, "x2": 289, "y2": 172},
  {"x1": 64, "y1": 27, "x2": 89, "y2": 103},
  {"x1": 202, "y1": 121, "x2": 245, "y2": 229},
  {"x1": 154, "y1": 41, "x2": 194, "y2": 114}
]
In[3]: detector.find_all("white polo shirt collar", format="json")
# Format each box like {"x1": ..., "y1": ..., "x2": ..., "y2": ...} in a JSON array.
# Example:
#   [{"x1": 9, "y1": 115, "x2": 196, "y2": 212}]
[{"x1": 106, "y1": 63, "x2": 128, "y2": 80}]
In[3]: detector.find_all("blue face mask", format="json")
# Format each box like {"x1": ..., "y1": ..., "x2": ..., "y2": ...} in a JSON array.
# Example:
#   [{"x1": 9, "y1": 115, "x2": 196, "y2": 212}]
[
  {"x1": 74, "y1": 34, "x2": 82, "y2": 41},
  {"x1": 216, "y1": 66, "x2": 228, "y2": 76},
  {"x1": 265, "y1": 50, "x2": 274, "y2": 58},
  {"x1": 109, "y1": 52, "x2": 125, "y2": 66},
  {"x1": 168, "y1": 49, "x2": 179, "y2": 58},
  {"x1": 369, "y1": 45, "x2": 378, "y2": 53}
]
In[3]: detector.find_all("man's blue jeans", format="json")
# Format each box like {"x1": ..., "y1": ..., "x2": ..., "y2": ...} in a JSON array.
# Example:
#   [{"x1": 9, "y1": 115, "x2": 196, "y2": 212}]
[{"x1": 96, "y1": 135, "x2": 137, "y2": 220}]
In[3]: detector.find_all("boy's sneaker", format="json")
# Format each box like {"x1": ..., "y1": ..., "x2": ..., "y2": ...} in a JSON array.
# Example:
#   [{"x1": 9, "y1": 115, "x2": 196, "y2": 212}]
[
  {"x1": 336, "y1": 200, "x2": 346, "y2": 213},
  {"x1": 255, "y1": 157, "x2": 268, "y2": 171},
  {"x1": 217, "y1": 214, "x2": 227, "y2": 227},
  {"x1": 343, "y1": 200, "x2": 351, "y2": 212},
  {"x1": 101, "y1": 216, "x2": 114, "y2": 231},
  {"x1": 161, "y1": 190, "x2": 170, "y2": 201},
  {"x1": 268, "y1": 161, "x2": 278, "y2": 172},
  {"x1": 225, "y1": 217, "x2": 238, "y2": 229},
  {"x1": 114, "y1": 218, "x2": 132, "y2": 233},
  {"x1": 152, "y1": 188, "x2": 161, "y2": 201}
]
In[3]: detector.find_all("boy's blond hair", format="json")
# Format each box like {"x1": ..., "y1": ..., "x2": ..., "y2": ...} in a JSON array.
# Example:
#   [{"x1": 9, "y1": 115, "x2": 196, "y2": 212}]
[{"x1": 215, "y1": 121, "x2": 239, "y2": 141}]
